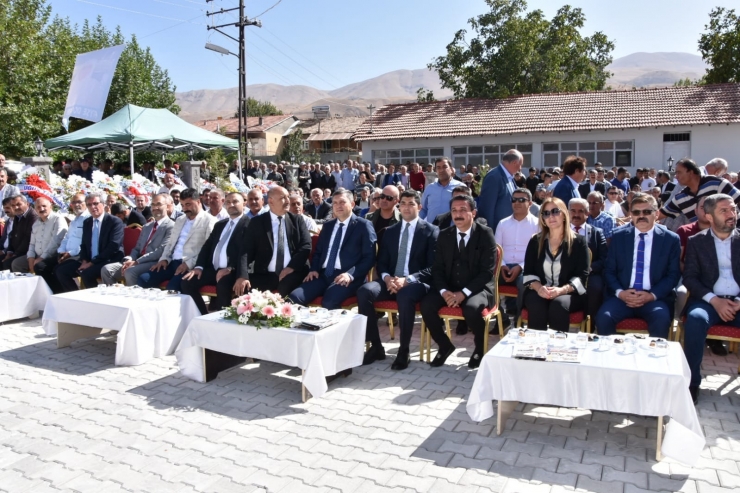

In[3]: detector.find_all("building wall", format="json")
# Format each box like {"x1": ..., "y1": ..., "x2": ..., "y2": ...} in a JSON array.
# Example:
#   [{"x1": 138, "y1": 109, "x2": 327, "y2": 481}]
[{"x1": 360, "y1": 124, "x2": 740, "y2": 172}]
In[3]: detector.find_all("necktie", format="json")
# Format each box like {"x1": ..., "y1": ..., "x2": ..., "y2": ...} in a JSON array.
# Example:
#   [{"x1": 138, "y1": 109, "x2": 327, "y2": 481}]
[
  {"x1": 325, "y1": 223, "x2": 344, "y2": 278},
  {"x1": 213, "y1": 221, "x2": 234, "y2": 270},
  {"x1": 633, "y1": 233, "x2": 646, "y2": 290},
  {"x1": 275, "y1": 216, "x2": 285, "y2": 273},
  {"x1": 140, "y1": 222, "x2": 158, "y2": 255},
  {"x1": 459, "y1": 232, "x2": 466, "y2": 252},
  {"x1": 575, "y1": 226, "x2": 581, "y2": 235},
  {"x1": 394, "y1": 223, "x2": 411, "y2": 277},
  {"x1": 91, "y1": 219, "x2": 100, "y2": 258}
]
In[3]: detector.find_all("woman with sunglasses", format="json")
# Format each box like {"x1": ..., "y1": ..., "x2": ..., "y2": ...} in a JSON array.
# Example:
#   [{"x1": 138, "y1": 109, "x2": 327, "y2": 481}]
[{"x1": 521, "y1": 198, "x2": 591, "y2": 331}]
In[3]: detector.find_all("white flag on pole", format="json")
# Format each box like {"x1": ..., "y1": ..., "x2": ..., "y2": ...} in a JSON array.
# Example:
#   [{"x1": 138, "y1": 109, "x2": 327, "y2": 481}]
[{"x1": 62, "y1": 45, "x2": 125, "y2": 131}]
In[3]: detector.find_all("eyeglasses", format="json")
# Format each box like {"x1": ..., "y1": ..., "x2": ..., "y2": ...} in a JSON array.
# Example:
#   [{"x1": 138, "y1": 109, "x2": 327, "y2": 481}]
[
  {"x1": 631, "y1": 209, "x2": 655, "y2": 216},
  {"x1": 379, "y1": 194, "x2": 397, "y2": 201},
  {"x1": 608, "y1": 192, "x2": 619, "y2": 195},
  {"x1": 372, "y1": 197, "x2": 380, "y2": 201},
  {"x1": 70, "y1": 200, "x2": 84, "y2": 205},
  {"x1": 511, "y1": 197, "x2": 529, "y2": 203},
  {"x1": 542, "y1": 208, "x2": 562, "y2": 218}
]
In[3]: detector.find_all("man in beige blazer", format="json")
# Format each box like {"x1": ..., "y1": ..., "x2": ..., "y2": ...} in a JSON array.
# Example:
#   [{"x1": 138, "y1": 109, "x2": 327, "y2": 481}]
[{"x1": 137, "y1": 188, "x2": 216, "y2": 291}]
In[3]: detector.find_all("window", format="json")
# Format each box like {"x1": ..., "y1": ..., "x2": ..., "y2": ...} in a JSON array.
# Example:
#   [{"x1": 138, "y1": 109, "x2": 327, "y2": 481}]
[
  {"x1": 663, "y1": 133, "x2": 690, "y2": 142},
  {"x1": 451, "y1": 143, "x2": 533, "y2": 172},
  {"x1": 542, "y1": 141, "x2": 633, "y2": 169},
  {"x1": 301, "y1": 140, "x2": 309, "y2": 150},
  {"x1": 372, "y1": 148, "x2": 445, "y2": 167}
]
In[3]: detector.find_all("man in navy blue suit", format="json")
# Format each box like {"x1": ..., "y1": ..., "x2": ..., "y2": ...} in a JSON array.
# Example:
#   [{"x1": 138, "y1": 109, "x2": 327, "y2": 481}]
[
  {"x1": 553, "y1": 155, "x2": 586, "y2": 206},
  {"x1": 288, "y1": 189, "x2": 376, "y2": 309},
  {"x1": 596, "y1": 193, "x2": 681, "y2": 338},
  {"x1": 357, "y1": 190, "x2": 439, "y2": 370},
  {"x1": 477, "y1": 149, "x2": 522, "y2": 233},
  {"x1": 55, "y1": 192, "x2": 124, "y2": 292}
]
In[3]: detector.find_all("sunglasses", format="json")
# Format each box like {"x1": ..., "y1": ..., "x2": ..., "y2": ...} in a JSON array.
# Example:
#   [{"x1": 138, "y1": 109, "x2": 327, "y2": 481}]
[
  {"x1": 511, "y1": 197, "x2": 529, "y2": 203},
  {"x1": 380, "y1": 194, "x2": 396, "y2": 201},
  {"x1": 631, "y1": 209, "x2": 654, "y2": 216},
  {"x1": 542, "y1": 208, "x2": 562, "y2": 218},
  {"x1": 608, "y1": 192, "x2": 619, "y2": 195}
]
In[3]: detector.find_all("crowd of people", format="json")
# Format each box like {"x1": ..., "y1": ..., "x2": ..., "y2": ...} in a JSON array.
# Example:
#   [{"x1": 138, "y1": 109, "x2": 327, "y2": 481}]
[{"x1": 0, "y1": 151, "x2": 738, "y2": 404}]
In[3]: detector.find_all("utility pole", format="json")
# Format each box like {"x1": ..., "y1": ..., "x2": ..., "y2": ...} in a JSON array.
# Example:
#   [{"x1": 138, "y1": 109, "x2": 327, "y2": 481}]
[{"x1": 206, "y1": 0, "x2": 261, "y2": 180}]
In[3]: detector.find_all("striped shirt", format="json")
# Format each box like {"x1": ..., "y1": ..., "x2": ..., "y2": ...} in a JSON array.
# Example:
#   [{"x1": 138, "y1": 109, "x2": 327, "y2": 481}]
[{"x1": 661, "y1": 176, "x2": 740, "y2": 221}]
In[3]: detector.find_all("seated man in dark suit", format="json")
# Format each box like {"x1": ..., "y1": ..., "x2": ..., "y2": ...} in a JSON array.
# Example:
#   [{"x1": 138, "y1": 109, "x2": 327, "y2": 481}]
[
  {"x1": 358, "y1": 190, "x2": 439, "y2": 370},
  {"x1": 181, "y1": 192, "x2": 250, "y2": 315},
  {"x1": 305, "y1": 188, "x2": 333, "y2": 224},
  {"x1": 596, "y1": 193, "x2": 681, "y2": 337},
  {"x1": 568, "y1": 198, "x2": 608, "y2": 322},
  {"x1": 288, "y1": 189, "x2": 376, "y2": 309},
  {"x1": 683, "y1": 193, "x2": 740, "y2": 404},
  {"x1": 420, "y1": 194, "x2": 497, "y2": 369},
  {"x1": 578, "y1": 169, "x2": 606, "y2": 199},
  {"x1": 1, "y1": 195, "x2": 38, "y2": 271},
  {"x1": 234, "y1": 186, "x2": 311, "y2": 297},
  {"x1": 55, "y1": 192, "x2": 125, "y2": 291}
]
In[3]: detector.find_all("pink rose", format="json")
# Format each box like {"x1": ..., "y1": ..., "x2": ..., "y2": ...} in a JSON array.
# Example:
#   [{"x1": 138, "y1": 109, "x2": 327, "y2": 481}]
[
  {"x1": 261, "y1": 305, "x2": 276, "y2": 319},
  {"x1": 237, "y1": 304, "x2": 250, "y2": 315}
]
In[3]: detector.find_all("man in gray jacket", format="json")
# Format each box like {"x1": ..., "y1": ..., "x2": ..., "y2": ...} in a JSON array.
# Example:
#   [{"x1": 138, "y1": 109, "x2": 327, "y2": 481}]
[{"x1": 101, "y1": 193, "x2": 174, "y2": 286}]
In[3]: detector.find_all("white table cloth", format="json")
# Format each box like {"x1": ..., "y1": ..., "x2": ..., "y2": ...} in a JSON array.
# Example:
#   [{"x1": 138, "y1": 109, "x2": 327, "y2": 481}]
[
  {"x1": 467, "y1": 334, "x2": 705, "y2": 466},
  {"x1": 0, "y1": 275, "x2": 51, "y2": 322},
  {"x1": 42, "y1": 291, "x2": 201, "y2": 366},
  {"x1": 176, "y1": 311, "x2": 366, "y2": 399}
]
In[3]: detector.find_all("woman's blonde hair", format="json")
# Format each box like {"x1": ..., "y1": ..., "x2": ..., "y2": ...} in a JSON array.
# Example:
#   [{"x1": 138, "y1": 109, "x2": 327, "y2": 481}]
[{"x1": 537, "y1": 197, "x2": 575, "y2": 256}]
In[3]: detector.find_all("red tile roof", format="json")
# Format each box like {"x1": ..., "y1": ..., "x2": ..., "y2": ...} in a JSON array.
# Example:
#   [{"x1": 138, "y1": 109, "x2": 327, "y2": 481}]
[
  {"x1": 194, "y1": 115, "x2": 295, "y2": 134},
  {"x1": 354, "y1": 84, "x2": 740, "y2": 142}
]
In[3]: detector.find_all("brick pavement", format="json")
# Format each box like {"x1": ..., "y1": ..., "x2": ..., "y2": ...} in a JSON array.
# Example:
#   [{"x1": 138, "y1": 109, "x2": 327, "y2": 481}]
[{"x1": 1, "y1": 316, "x2": 740, "y2": 493}]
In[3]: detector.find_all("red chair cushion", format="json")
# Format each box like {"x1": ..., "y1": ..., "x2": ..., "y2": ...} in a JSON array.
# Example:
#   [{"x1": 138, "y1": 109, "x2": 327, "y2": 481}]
[
  {"x1": 199, "y1": 285, "x2": 217, "y2": 297},
  {"x1": 616, "y1": 318, "x2": 649, "y2": 331},
  {"x1": 708, "y1": 325, "x2": 740, "y2": 339},
  {"x1": 499, "y1": 285, "x2": 518, "y2": 296},
  {"x1": 123, "y1": 228, "x2": 141, "y2": 257},
  {"x1": 159, "y1": 281, "x2": 168, "y2": 289},
  {"x1": 520, "y1": 308, "x2": 584, "y2": 324},
  {"x1": 309, "y1": 296, "x2": 357, "y2": 307},
  {"x1": 373, "y1": 300, "x2": 421, "y2": 311},
  {"x1": 439, "y1": 305, "x2": 498, "y2": 318}
]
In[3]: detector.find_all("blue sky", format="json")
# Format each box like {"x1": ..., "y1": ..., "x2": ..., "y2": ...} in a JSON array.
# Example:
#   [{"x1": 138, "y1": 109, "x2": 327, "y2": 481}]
[{"x1": 51, "y1": 0, "x2": 737, "y2": 92}]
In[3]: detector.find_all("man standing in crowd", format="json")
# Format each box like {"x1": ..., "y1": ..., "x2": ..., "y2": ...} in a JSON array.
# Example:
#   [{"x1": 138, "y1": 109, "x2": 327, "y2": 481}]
[
  {"x1": 569, "y1": 198, "x2": 608, "y2": 324},
  {"x1": 657, "y1": 170, "x2": 676, "y2": 205},
  {"x1": 56, "y1": 193, "x2": 124, "y2": 291},
  {"x1": 683, "y1": 193, "x2": 740, "y2": 404},
  {"x1": 137, "y1": 189, "x2": 216, "y2": 291},
  {"x1": 382, "y1": 165, "x2": 400, "y2": 188},
  {"x1": 340, "y1": 162, "x2": 357, "y2": 191},
  {"x1": 365, "y1": 185, "x2": 400, "y2": 246},
  {"x1": 596, "y1": 194, "x2": 681, "y2": 337},
  {"x1": 207, "y1": 189, "x2": 229, "y2": 220},
  {"x1": 579, "y1": 169, "x2": 606, "y2": 198},
  {"x1": 586, "y1": 191, "x2": 616, "y2": 243},
  {"x1": 494, "y1": 188, "x2": 539, "y2": 326},
  {"x1": 604, "y1": 186, "x2": 626, "y2": 219},
  {"x1": 101, "y1": 194, "x2": 174, "y2": 286},
  {"x1": 701, "y1": 158, "x2": 728, "y2": 177},
  {"x1": 640, "y1": 168, "x2": 657, "y2": 191},
  {"x1": 611, "y1": 167, "x2": 629, "y2": 193},
  {"x1": 245, "y1": 189, "x2": 268, "y2": 219},
  {"x1": 305, "y1": 188, "x2": 332, "y2": 223},
  {"x1": 1, "y1": 195, "x2": 38, "y2": 270},
  {"x1": 409, "y1": 162, "x2": 426, "y2": 192},
  {"x1": 553, "y1": 156, "x2": 586, "y2": 206},
  {"x1": 181, "y1": 192, "x2": 249, "y2": 315},
  {"x1": 525, "y1": 167, "x2": 541, "y2": 196},
  {"x1": 0, "y1": 169, "x2": 19, "y2": 220},
  {"x1": 15, "y1": 197, "x2": 67, "y2": 275},
  {"x1": 234, "y1": 187, "x2": 311, "y2": 298},
  {"x1": 358, "y1": 190, "x2": 439, "y2": 369},
  {"x1": 288, "y1": 190, "x2": 376, "y2": 309},
  {"x1": 477, "y1": 150, "x2": 523, "y2": 232},
  {"x1": 420, "y1": 158, "x2": 464, "y2": 222},
  {"x1": 421, "y1": 195, "x2": 497, "y2": 369}
]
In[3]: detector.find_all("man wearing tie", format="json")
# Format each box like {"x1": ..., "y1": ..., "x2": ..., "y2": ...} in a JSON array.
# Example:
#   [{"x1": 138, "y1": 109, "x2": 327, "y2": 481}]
[
  {"x1": 553, "y1": 156, "x2": 586, "y2": 206},
  {"x1": 181, "y1": 192, "x2": 250, "y2": 315},
  {"x1": 101, "y1": 193, "x2": 174, "y2": 286},
  {"x1": 477, "y1": 149, "x2": 523, "y2": 233},
  {"x1": 596, "y1": 193, "x2": 681, "y2": 337},
  {"x1": 288, "y1": 189, "x2": 376, "y2": 309},
  {"x1": 305, "y1": 188, "x2": 332, "y2": 223},
  {"x1": 568, "y1": 198, "x2": 608, "y2": 323},
  {"x1": 357, "y1": 190, "x2": 439, "y2": 369},
  {"x1": 421, "y1": 194, "x2": 497, "y2": 369},
  {"x1": 55, "y1": 192, "x2": 125, "y2": 291},
  {"x1": 234, "y1": 186, "x2": 312, "y2": 297}
]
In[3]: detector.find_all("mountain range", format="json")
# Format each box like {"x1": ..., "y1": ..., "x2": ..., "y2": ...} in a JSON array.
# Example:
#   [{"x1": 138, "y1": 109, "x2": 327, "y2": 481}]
[{"x1": 176, "y1": 52, "x2": 708, "y2": 123}]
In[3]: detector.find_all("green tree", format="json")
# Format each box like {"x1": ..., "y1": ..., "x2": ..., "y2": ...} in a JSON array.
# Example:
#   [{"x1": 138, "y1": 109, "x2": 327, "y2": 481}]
[
  {"x1": 699, "y1": 7, "x2": 740, "y2": 84},
  {"x1": 674, "y1": 77, "x2": 698, "y2": 87},
  {"x1": 416, "y1": 87, "x2": 436, "y2": 102},
  {"x1": 429, "y1": 0, "x2": 614, "y2": 99},
  {"x1": 236, "y1": 97, "x2": 283, "y2": 118},
  {"x1": 279, "y1": 128, "x2": 304, "y2": 163}
]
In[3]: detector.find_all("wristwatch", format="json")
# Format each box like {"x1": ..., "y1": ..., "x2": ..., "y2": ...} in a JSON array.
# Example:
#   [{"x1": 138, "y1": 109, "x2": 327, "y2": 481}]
[{"x1": 406, "y1": 276, "x2": 414, "y2": 284}]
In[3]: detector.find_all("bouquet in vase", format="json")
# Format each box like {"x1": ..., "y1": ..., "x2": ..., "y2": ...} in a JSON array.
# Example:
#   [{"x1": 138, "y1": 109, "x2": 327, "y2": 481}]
[{"x1": 224, "y1": 289, "x2": 296, "y2": 329}]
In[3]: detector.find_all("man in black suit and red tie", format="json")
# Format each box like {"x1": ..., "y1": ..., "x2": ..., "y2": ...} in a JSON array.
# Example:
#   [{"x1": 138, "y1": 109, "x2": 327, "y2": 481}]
[
  {"x1": 421, "y1": 194, "x2": 497, "y2": 369},
  {"x1": 357, "y1": 190, "x2": 439, "y2": 370},
  {"x1": 234, "y1": 186, "x2": 312, "y2": 297},
  {"x1": 180, "y1": 192, "x2": 250, "y2": 315}
]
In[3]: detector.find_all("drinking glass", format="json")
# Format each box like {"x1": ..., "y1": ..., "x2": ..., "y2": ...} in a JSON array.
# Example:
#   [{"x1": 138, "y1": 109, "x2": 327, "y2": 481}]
[
  {"x1": 575, "y1": 332, "x2": 588, "y2": 349},
  {"x1": 599, "y1": 336, "x2": 611, "y2": 351},
  {"x1": 506, "y1": 327, "x2": 519, "y2": 343}
]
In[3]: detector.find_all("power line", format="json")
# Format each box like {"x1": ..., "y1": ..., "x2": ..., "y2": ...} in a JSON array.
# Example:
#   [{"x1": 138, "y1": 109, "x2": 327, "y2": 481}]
[
  {"x1": 75, "y1": 0, "x2": 208, "y2": 25},
  {"x1": 253, "y1": 0, "x2": 283, "y2": 18},
  {"x1": 141, "y1": 13, "x2": 207, "y2": 39},
  {"x1": 147, "y1": 0, "x2": 205, "y2": 12}
]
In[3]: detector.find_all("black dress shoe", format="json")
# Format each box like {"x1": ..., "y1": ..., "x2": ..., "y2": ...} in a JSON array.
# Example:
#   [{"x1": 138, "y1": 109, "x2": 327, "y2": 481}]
[
  {"x1": 362, "y1": 344, "x2": 386, "y2": 366},
  {"x1": 455, "y1": 320, "x2": 468, "y2": 335},
  {"x1": 708, "y1": 340, "x2": 728, "y2": 356},
  {"x1": 430, "y1": 344, "x2": 456, "y2": 367},
  {"x1": 689, "y1": 386, "x2": 699, "y2": 405},
  {"x1": 468, "y1": 352, "x2": 482, "y2": 369},
  {"x1": 391, "y1": 350, "x2": 410, "y2": 370}
]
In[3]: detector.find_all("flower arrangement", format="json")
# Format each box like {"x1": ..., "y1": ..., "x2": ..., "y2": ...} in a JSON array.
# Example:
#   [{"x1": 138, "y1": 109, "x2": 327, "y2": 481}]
[{"x1": 224, "y1": 289, "x2": 297, "y2": 329}]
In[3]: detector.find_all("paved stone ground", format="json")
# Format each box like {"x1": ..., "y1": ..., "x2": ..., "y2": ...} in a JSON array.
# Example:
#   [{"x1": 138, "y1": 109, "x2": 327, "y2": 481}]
[{"x1": 1, "y1": 315, "x2": 740, "y2": 493}]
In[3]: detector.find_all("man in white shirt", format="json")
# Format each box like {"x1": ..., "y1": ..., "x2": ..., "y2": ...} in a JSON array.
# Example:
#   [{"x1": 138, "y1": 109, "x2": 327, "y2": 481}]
[
  {"x1": 207, "y1": 189, "x2": 229, "y2": 220},
  {"x1": 494, "y1": 188, "x2": 540, "y2": 324},
  {"x1": 15, "y1": 197, "x2": 68, "y2": 274},
  {"x1": 157, "y1": 172, "x2": 183, "y2": 195},
  {"x1": 605, "y1": 186, "x2": 626, "y2": 218}
]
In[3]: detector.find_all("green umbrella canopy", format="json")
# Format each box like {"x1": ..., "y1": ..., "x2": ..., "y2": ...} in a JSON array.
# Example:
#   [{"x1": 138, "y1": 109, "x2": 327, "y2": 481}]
[{"x1": 45, "y1": 104, "x2": 238, "y2": 152}]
